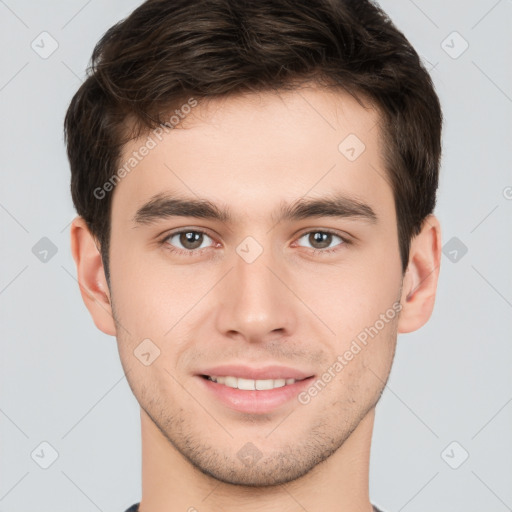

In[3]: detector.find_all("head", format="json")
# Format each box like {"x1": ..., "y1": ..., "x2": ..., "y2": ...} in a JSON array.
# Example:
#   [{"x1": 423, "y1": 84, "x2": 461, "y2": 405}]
[{"x1": 67, "y1": 0, "x2": 442, "y2": 487}]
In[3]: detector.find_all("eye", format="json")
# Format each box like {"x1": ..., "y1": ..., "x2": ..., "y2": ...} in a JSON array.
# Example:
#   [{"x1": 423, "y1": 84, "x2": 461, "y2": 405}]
[
  {"x1": 295, "y1": 230, "x2": 348, "y2": 255},
  {"x1": 162, "y1": 229, "x2": 215, "y2": 254},
  {"x1": 159, "y1": 228, "x2": 350, "y2": 257}
]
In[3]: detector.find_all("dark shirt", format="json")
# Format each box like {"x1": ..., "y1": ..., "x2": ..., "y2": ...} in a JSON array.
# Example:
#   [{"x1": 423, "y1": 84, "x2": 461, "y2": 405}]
[{"x1": 125, "y1": 503, "x2": 387, "y2": 511}]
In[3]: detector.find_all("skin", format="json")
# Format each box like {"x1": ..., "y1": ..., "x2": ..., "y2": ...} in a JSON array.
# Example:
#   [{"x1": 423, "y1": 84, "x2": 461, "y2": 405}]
[{"x1": 71, "y1": 83, "x2": 441, "y2": 512}]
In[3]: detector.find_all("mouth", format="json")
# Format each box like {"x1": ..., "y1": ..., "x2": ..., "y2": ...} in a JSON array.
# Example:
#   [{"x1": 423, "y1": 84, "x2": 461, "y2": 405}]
[
  {"x1": 200, "y1": 374, "x2": 308, "y2": 391},
  {"x1": 196, "y1": 373, "x2": 316, "y2": 414}
]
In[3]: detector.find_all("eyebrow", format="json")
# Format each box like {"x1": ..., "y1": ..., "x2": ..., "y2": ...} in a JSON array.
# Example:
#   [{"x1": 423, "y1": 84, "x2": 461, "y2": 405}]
[{"x1": 132, "y1": 191, "x2": 378, "y2": 226}]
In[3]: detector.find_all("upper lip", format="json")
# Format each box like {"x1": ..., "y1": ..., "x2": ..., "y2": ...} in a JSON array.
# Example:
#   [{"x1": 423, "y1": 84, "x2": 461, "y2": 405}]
[{"x1": 197, "y1": 364, "x2": 314, "y2": 381}]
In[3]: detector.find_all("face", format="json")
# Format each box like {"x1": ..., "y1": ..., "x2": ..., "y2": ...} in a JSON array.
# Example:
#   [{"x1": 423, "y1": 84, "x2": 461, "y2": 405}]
[{"x1": 108, "y1": 85, "x2": 404, "y2": 486}]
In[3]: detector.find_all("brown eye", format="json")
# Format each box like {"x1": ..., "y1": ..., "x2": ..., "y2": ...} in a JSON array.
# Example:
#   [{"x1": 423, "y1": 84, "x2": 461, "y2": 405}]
[
  {"x1": 309, "y1": 232, "x2": 333, "y2": 249},
  {"x1": 164, "y1": 230, "x2": 213, "y2": 252},
  {"x1": 296, "y1": 230, "x2": 346, "y2": 253}
]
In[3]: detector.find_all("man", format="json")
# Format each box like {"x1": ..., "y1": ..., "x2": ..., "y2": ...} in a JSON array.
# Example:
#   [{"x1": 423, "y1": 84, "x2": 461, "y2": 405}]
[{"x1": 65, "y1": 0, "x2": 442, "y2": 510}]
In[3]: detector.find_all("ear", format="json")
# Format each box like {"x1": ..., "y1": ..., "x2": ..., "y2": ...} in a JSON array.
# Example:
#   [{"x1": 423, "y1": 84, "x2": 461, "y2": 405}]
[
  {"x1": 398, "y1": 214, "x2": 442, "y2": 334},
  {"x1": 70, "y1": 216, "x2": 116, "y2": 336}
]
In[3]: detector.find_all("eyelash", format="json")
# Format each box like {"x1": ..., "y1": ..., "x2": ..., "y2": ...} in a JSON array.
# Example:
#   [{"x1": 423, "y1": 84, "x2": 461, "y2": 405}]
[{"x1": 159, "y1": 228, "x2": 351, "y2": 257}]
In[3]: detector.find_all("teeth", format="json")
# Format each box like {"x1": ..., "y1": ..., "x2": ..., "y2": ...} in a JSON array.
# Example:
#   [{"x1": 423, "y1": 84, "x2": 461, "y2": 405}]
[{"x1": 207, "y1": 376, "x2": 298, "y2": 390}]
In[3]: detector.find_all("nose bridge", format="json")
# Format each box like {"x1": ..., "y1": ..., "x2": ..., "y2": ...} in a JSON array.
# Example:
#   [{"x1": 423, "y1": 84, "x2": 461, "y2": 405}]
[{"x1": 215, "y1": 238, "x2": 296, "y2": 342}]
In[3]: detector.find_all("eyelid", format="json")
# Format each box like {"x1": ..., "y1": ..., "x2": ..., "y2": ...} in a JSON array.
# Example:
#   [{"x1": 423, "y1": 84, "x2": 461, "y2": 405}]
[{"x1": 294, "y1": 227, "x2": 351, "y2": 242}]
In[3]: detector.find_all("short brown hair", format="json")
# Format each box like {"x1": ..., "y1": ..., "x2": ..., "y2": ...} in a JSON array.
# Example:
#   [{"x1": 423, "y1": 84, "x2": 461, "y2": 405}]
[{"x1": 64, "y1": 0, "x2": 442, "y2": 285}]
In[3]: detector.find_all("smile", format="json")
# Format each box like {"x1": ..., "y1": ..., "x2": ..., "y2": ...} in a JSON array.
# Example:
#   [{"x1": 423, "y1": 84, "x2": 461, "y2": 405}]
[{"x1": 203, "y1": 375, "x2": 301, "y2": 390}]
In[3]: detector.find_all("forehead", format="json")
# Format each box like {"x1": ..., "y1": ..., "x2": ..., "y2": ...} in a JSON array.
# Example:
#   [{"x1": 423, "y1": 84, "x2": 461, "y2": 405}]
[{"x1": 111, "y1": 84, "x2": 394, "y2": 228}]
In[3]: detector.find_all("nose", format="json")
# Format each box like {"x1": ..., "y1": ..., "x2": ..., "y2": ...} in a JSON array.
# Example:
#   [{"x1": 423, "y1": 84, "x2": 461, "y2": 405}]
[{"x1": 214, "y1": 246, "x2": 298, "y2": 344}]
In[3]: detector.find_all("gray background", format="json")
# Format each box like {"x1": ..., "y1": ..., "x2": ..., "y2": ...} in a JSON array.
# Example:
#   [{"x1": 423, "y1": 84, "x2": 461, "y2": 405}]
[{"x1": 1, "y1": 0, "x2": 511, "y2": 511}]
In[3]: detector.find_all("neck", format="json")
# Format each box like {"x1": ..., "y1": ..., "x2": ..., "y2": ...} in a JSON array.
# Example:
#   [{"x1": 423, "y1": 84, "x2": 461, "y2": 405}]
[{"x1": 138, "y1": 407, "x2": 376, "y2": 512}]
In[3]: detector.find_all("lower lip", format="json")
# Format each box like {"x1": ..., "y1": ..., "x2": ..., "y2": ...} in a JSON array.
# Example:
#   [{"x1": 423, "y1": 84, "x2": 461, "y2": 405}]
[{"x1": 197, "y1": 376, "x2": 315, "y2": 414}]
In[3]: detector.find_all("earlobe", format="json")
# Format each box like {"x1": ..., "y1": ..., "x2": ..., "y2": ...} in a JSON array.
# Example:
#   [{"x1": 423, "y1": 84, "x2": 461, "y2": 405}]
[
  {"x1": 397, "y1": 214, "x2": 442, "y2": 334},
  {"x1": 70, "y1": 216, "x2": 117, "y2": 336}
]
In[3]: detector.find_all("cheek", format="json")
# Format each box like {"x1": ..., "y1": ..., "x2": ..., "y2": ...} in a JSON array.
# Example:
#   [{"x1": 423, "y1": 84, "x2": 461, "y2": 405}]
[
  {"x1": 109, "y1": 247, "x2": 175, "y2": 331},
  {"x1": 109, "y1": 252, "x2": 202, "y2": 377},
  {"x1": 303, "y1": 258, "x2": 401, "y2": 340}
]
